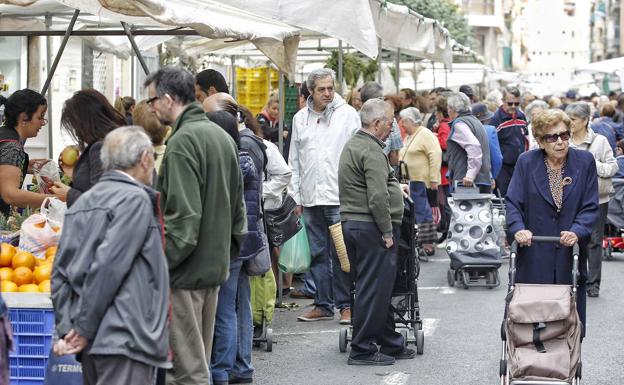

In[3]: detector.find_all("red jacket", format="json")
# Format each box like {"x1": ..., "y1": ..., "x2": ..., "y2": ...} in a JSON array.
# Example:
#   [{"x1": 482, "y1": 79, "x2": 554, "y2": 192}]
[{"x1": 436, "y1": 118, "x2": 451, "y2": 186}]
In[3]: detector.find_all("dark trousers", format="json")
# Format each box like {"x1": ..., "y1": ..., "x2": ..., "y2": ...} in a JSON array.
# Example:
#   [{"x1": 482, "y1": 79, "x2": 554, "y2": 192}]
[
  {"x1": 495, "y1": 164, "x2": 515, "y2": 197},
  {"x1": 81, "y1": 351, "x2": 156, "y2": 385},
  {"x1": 343, "y1": 221, "x2": 404, "y2": 359},
  {"x1": 587, "y1": 202, "x2": 609, "y2": 291}
]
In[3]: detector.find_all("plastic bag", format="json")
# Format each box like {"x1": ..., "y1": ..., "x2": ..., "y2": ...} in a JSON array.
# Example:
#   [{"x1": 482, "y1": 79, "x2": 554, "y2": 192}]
[
  {"x1": 18, "y1": 199, "x2": 64, "y2": 258},
  {"x1": 251, "y1": 269, "x2": 277, "y2": 326},
  {"x1": 43, "y1": 349, "x2": 83, "y2": 385},
  {"x1": 41, "y1": 197, "x2": 67, "y2": 226},
  {"x1": 278, "y1": 218, "x2": 311, "y2": 273},
  {"x1": 33, "y1": 161, "x2": 60, "y2": 194}
]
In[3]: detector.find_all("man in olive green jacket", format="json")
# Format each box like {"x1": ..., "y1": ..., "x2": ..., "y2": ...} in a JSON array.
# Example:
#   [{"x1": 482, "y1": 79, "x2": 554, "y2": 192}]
[{"x1": 145, "y1": 67, "x2": 247, "y2": 385}]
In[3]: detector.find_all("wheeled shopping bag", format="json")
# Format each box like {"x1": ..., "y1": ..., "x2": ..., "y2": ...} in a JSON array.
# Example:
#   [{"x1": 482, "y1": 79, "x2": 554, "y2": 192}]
[
  {"x1": 499, "y1": 237, "x2": 582, "y2": 385},
  {"x1": 445, "y1": 185, "x2": 501, "y2": 289}
]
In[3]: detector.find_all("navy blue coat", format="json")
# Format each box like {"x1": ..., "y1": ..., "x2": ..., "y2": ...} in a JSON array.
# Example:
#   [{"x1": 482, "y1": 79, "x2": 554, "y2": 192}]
[{"x1": 506, "y1": 148, "x2": 599, "y2": 328}]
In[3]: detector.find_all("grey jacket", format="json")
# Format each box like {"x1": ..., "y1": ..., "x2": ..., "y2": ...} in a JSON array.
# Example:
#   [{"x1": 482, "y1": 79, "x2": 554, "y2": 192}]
[{"x1": 52, "y1": 171, "x2": 170, "y2": 368}]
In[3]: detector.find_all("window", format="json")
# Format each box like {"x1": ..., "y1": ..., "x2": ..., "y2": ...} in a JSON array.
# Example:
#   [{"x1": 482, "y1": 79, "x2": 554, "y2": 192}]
[{"x1": 571, "y1": 30, "x2": 575, "y2": 38}]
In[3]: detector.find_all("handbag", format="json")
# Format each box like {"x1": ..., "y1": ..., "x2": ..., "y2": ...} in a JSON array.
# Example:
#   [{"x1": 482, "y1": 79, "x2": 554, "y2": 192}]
[{"x1": 263, "y1": 194, "x2": 302, "y2": 247}]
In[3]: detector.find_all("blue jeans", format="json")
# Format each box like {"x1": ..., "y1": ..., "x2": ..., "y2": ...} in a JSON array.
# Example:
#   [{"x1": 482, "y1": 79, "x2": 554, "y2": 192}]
[
  {"x1": 211, "y1": 259, "x2": 253, "y2": 382},
  {"x1": 301, "y1": 271, "x2": 316, "y2": 296},
  {"x1": 304, "y1": 205, "x2": 351, "y2": 314},
  {"x1": 409, "y1": 181, "x2": 432, "y2": 223}
]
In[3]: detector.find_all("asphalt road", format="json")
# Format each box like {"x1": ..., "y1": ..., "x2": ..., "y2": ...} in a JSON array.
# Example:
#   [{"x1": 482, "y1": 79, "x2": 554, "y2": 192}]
[{"x1": 252, "y1": 249, "x2": 624, "y2": 385}]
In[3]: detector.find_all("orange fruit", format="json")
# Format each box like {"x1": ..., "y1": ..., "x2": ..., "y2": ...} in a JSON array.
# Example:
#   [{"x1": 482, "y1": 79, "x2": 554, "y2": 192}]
[
  {"x1": 12, "y1": 251, "x2": 36, "y2": 270},
  {"x1": 0, "y1": 243, "x2": 16, "y2": 267},
  {"x1": 45, "y1": 246, "x2": 57, "y2": 259},
  {"x1": 13, "y1": 266, "x2": 33, "y2": 286},
  {"x1": 33, "y1": 264, "x2": 52, "y2": 284},
  {"x1": 0, "y1": 267, "x2": 14, "y2": 282},
  {"x1": 18, "y1": 284, "x2": 40, "y2": 293},
  {"x1": 1, "y1": 280, "x2": 17, "y2": 292},
  {"x1": 38, "y1": 280, "x2": 51, "y2": 293}
]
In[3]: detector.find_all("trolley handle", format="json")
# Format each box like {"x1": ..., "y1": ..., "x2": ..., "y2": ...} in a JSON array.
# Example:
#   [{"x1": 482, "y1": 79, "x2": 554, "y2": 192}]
[
  {"x1": 510, "y1": 236, "x2": 579, "y2": 257},
  {"x1": 509, "y1": 236, "x2": 580, "y2": 290}
]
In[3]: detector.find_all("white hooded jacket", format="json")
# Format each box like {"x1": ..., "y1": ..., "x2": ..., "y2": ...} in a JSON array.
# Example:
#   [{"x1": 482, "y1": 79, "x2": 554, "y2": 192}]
[{"x1": 288, "y1": 94, "x2": 360, "y2": 206}]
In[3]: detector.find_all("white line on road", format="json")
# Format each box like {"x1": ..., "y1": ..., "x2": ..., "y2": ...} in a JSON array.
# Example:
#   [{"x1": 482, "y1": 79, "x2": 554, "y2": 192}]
[
  {"x1": 419, "y1": 286, "x2": 457, "y2": 294},
  {"x1": 380, "y1": 371, "x2": 410, "y2": 385},
  {"x1": 427, "y1": 258, "x2": 451, "y2": 262},
  {"x1": 274, "y1": 318, "x2": 440, "y2": 337}
]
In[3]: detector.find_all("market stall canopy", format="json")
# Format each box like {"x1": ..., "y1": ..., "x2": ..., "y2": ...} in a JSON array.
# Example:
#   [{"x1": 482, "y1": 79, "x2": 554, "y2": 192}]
[
  {"x1": 370, "y1": 0, "x2": 454, "y2": 68},
  {"x1": 0, "y1": 0, "x2": 301, "y2": 76},
  {"x1": 575, "y1": 57, "x2": 624, "y2": 76}
]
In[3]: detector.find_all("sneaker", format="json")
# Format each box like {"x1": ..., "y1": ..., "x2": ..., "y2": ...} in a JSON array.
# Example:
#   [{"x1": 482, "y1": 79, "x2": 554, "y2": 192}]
[
  {"x1": 339, "y1": 308, "x2": 351, "y2": 325},
  {"x1": 297, "y1": 307, "x2": 334, "y2": 322},
  {"x1": 394, "y1": 347, "x2": 416, "y2": 360},
  {"x1": 348, "y1": 352, "x2": 395, "y2": 366},
  {"x1": 290, "y1": 289, "x2": 314, "y2": 299}
]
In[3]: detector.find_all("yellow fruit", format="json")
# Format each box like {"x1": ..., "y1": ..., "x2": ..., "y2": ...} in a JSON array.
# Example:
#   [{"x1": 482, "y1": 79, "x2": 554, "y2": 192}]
[
  {"x1": 1, "y1": 280, "x2": 17, "y2": 292},
  {"x1": 12, "y1": 251, "x2": 36, "y2": 270},
  {"x1": 33, "y1": 264, "x2": 52, "y2": 284},
  {"x1": 0, "y1": 243, "x2": 16, "y2": 267},
  {"x1": 18, "y1": 284, "x2": 40, "y2": 293},
  {"x1": 0, "y1": 267, "x2": 14, "y2": 282},
  {"x1": 38, "y1": 280, "x2": 51, "y2": 293},
  {"x1": 61, "y1": 146, "x2": 79, "y2": 167},
  {"x1": 13, "y1": 266, "x2": 33, "y2": 286},
  {"x1": 45, "y1": 246, "x2": 57, "y2": 259}
]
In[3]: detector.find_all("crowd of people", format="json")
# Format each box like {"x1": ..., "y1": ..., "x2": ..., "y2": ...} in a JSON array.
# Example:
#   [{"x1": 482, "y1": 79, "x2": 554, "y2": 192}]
[{"x1": 0, "y1": 63, "x2": 622, "y2": 384}]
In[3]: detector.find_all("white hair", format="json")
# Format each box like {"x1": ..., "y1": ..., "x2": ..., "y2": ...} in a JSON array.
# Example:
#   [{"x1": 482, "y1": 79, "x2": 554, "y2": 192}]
[
  {"x1": 101, "y1": 126, "x2": 153, "y2": 171},
  {"x1": 447, "y1": 92, "x2": 472, "y2": 113},
  {"x1": 486, "y1": 89, "x2": 503, "y2": 105},
  {"x1": 306, "y1": 68, "x2": 336, "y2": 91},
  {"x1": 524, "y1": 100, "x2": 549, "y2": 123},
  {"x1": 399, "y1": 107, "x2": 423, "y2": 125},
  {"x1": 360, "y1": 99, "x2": 392, "y2": 127}
]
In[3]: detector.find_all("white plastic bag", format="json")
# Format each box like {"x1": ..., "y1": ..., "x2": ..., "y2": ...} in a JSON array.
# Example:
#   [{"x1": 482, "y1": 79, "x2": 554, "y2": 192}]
[
  {"x1": 33, "y1": 161, "x2": 60, "y2": 194},
  {"x1": 18, "y1": 199, "x2": 64, "y2": 258}
]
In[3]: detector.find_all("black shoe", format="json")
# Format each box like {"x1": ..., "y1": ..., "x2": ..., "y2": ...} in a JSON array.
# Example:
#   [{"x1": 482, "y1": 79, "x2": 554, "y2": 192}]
[
  {"x1": 228, "y1": 375, "x2": 253, "y2": 384},
  {"x1": 394, "y1": 347, "x2": 416, "y2": 360},
  {"x1": 347, "y1": 352, "x2": 395, "y2": 366},
  {"x1": 587, "y1": 288, "x2": 600, "y2": 297}
]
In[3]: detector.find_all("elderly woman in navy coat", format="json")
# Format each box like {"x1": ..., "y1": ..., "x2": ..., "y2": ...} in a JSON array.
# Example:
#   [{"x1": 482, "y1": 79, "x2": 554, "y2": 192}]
[{"x1": 506, "y1": 109, "x2": 599, "y2": 333}]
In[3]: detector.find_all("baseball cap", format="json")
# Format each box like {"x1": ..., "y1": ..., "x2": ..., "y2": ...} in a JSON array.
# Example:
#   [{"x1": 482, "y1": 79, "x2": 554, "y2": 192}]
[
  {"x1": 459, "y1": 85, "x2": 475, "y2": 98},
  {"x1": 565, "y1": 89, "x2": 577, "y2": 100},
  {"x1": 471, "y1": 102, "x2": 493, "y2": 123}
]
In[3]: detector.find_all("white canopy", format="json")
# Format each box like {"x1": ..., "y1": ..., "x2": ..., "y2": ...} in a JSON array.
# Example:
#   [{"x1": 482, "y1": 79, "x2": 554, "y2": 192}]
[
  {"x1": 575, "y1": 57, "x2": 624, "y2": 76},
  {"x1": 0, "y1": 0, "x2": 302, "y2": 76}
]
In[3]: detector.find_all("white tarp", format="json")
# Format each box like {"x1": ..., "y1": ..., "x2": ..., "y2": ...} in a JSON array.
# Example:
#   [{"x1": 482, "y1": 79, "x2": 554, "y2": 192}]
[
  {"x1": 370, "y1": 0, "x2": 453, "y2": 68},
  {"x1": 576, "y1": 57, "x2": 624, "y2": 75},
  {"x1": 217, "y1": 0, "x2": 379, "y2": 59},
  {"x1": 0, "y1": 0, "x2": 301, "y2": 77}
]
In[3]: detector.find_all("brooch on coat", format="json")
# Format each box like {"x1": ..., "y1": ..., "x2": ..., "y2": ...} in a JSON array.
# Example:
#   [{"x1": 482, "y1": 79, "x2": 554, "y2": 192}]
[{"x1": 562, "y1": 176, "x2": 572, "y2": 186}]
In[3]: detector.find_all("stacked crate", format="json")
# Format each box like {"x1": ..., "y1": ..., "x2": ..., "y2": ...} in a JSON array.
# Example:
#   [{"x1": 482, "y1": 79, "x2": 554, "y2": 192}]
[{"x1": 236, "y1": 67, "x2": 278, "y2": 116}]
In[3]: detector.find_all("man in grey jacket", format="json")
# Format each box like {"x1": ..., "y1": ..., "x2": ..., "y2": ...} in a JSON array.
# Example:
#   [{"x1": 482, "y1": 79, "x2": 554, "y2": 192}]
[{"x1": 51, "y1": 126, "x2": 170, "y2": 385}]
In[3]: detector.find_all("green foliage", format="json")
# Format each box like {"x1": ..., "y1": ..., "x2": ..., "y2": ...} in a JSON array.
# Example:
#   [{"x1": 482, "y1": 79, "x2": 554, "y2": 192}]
[
  {"x1": 393, "y1": 0, "x2": 474, "y2": 47},
  {"x1": 325, "y1": 51, "x2": 378, "y2": 88}
]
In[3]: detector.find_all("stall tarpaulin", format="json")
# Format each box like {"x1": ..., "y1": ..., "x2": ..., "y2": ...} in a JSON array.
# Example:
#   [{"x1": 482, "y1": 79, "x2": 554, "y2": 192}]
[{"x1": 0, "y1": 0, "x2": 301, "y2": 77}]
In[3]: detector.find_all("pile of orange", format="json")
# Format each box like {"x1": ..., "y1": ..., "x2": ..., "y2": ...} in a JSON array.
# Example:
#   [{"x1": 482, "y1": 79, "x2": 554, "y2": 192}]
[{"x1": 0, "y1": 243, "x2": 55, "y2": 293}]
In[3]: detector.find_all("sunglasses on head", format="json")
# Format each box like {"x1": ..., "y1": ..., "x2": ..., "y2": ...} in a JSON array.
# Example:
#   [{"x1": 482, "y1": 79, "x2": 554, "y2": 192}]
[
  {"x1": 541, "y1": 131, "x2": 571, "y2": 143},
  {"x1": 506, "y1": 101, "x2": 520, "y2": 107}
]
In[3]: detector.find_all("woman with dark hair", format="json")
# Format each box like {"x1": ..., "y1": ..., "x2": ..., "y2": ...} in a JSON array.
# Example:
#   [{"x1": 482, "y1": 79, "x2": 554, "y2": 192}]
[
  {"x1": 0, "y1": 89, "x2": 58, "y2": 215},
  {"x1": 50, "y1": 89, "x2": 126, "y2": 207},
  {"x1": 114, "y1": 96, "x2": 136, "y2": 125}
]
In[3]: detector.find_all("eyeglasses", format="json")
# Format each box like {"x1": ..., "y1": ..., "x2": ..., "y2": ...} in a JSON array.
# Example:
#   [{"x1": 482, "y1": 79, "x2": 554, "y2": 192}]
[
  {"x1": 506, "y1": 102, "x2": 520, "y2": 107},
  {"x1": 146, "y1": 96, "x2": 159, "y2": 106},
  {"x1": 541, "y1": 131, "x2": 571, "y2": 143}
]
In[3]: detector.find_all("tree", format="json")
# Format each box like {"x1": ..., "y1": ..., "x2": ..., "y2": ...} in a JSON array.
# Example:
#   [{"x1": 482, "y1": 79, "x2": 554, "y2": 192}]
[
  {"x1": 325, "y1": 51, "x2": 378, "y2": 89},
  {"x1": 394, "y1": 0, "x2": 474, "y2": 47}
]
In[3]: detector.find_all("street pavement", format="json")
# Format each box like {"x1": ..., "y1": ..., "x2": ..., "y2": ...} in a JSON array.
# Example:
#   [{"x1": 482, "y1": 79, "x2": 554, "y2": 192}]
[{"x1": 253, "y1": 249, "x2": 624, "y2": 385}]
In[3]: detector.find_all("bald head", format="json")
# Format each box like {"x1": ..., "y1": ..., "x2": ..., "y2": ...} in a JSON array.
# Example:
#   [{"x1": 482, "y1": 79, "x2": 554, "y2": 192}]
[{"x1": 202, "y1": 92, "x2": 238, "y2": 118}]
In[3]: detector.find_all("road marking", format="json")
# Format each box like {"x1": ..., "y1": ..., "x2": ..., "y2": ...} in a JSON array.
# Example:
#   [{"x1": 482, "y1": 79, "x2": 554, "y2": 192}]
[
  {"x1": 427, "y1": 258, "x2": 451, "y2": 262},
  {"x1": 273, "y1": 318, "x2": 440, "y2": 337},
  {"x1": 419, "y1": 286, "x2": 457, "y2": 294},
  {"x1": 380, "y1": 371, "x2": 410, "y2": 385}
]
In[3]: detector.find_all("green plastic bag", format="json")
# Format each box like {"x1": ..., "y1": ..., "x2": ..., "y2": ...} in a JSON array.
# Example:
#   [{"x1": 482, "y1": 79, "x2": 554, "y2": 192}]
[
  {"x1": 250, "y1": 269, "x2": 277, "y2": 326},
  {"x1": 278, "y1": 218, "x2": 311, "y2": 273}
]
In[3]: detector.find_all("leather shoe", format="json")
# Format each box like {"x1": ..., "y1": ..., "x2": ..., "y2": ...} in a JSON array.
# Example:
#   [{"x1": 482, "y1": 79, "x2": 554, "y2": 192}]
[{"x1": 348, "y1": 352, "x2": 395, "y2": 366}]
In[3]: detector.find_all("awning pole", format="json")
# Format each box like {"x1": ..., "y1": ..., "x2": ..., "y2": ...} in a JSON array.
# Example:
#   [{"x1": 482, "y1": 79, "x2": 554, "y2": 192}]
[
  {"x1": 121, "y1": 21, "x2": 149, "y2": 75},
  {"x1": 337, "y1": 40, "x2": 344, "y2": 95},
  {"x1": 432, "y1": 62, "x2": 436, "y2": 89},
  {"x1": 444, "y1": 64, "x2": 448, "y2": 88},
  {"x1": 278, "y1": 71, "x2": 285, "y2": 154},
  {"x1": 41, "y1": 9, "x2": 79, "y2": 96},
  {"x1": 45, "y1": 14, "x2": 54, "y2": 158},
  {"x1": 395, "y1": 48, "x2": 400, "y2": 93},
  {"x1": 230, "y1": 56, "x2": 236, "y2": 99},
  {"x1": 377, "y1": 37, "x2": 382, "y2": 83}
]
